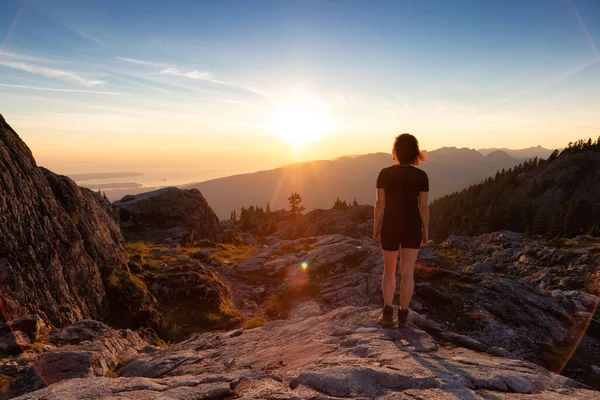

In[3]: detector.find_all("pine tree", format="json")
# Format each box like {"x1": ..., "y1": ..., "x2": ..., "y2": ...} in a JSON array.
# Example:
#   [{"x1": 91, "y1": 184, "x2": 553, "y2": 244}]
[
  {"x1": 266, "y1": 202, "x2": 271, "y2": 213},
  {"x1": 288, "y1": 192, "x2": 305, "y2": 220},
  {"x1": 230, "y1": 210, "x2": 237, "y2": 223},
  {"x1": 352, "y1": 198, "x2": 359, "y2": 207}
]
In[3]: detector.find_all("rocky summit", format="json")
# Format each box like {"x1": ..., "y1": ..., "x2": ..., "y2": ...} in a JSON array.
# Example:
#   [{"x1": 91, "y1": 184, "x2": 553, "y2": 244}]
[{"x1": 4, "y1": 304, "x2": 598, "y2": 399}]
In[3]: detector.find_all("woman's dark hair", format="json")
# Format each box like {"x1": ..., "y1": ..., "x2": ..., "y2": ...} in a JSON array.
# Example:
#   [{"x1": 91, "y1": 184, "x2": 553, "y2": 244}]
[{"x1": 392, "y1": 133, "x2": 426, "y2": 165}]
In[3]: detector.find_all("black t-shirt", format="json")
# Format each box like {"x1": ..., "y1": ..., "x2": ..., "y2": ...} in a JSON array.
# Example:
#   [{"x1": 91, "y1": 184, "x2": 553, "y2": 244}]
[{"x1": 376, "y1": 165, "x2": 429, "y2": 227}]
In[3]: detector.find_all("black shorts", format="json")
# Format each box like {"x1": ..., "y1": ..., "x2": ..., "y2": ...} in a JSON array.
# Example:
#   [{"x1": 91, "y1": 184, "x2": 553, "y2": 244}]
[{"x1": 381, "y1": 221, "x2": 422, "y2": 251}]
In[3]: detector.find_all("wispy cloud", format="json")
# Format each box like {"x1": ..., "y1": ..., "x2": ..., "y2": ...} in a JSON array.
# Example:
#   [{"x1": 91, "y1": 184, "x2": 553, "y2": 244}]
[
  {"x1": 160, "y1": 67, "x2": 267, "y2": 96},
  {"x1": 568, "y1": 0, "x2": 600, "y2": 60},
  {"x1": 117, "y1": 57, "x2": 166, "y2": 67},
  {"x1": 0, "y1": 83, "x2": 128, "y2": 95},
  {"x1": 160, "y1": 67, "x2": 211, "y2": 79},
  {"x1": 0, "y1": 50, "x2": 62, "y2": 64},
  {"x1": 0, "y1": 60, "x2": 104, "y2": 86},
  {"x1": 478, "y1": 58, "x2": 599, "y2": 112}
]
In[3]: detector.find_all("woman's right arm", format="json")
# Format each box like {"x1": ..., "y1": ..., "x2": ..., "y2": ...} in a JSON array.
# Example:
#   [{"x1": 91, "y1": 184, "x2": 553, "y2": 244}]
[
  {"x1": 373, "y1": 188, "x2": 385, "y2": 242},
  {"x1": 419, "y1": 191, "x2": 429, "y2": 244}
]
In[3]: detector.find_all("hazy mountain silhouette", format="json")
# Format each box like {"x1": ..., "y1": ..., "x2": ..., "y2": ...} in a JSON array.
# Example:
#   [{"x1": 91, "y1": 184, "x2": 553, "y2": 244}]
[
  {"x1": 477, "y1": 145, "x2": 553, "y2": 159},
  {"x1": 186, "y1": 147, "x2": 521, "y2": 219}
]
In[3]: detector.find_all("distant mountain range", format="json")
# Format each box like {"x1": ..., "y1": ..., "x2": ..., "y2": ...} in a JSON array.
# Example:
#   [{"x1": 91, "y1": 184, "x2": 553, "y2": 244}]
[
  {"x1": 185, "y1": 146, "x2": 545, "y2": 219},
  {"x1": 477, "y1": 145, "x2": 554, "y2": 159}
]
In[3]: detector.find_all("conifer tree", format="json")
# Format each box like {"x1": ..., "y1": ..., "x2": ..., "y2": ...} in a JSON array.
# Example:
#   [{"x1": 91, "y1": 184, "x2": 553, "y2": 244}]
[{"x1": 288, "y1": 192, "x2": 305, "y2": 220}]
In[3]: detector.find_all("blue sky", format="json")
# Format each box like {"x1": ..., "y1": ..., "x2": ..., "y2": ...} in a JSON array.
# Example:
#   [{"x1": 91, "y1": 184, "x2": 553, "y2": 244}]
[{"x1": 0, "y1": 0, "x2": 599, "y2": 176}]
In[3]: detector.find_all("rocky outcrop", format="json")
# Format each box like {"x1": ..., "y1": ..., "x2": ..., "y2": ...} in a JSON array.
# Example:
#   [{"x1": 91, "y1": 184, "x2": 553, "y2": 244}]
[
  {"x1": 0, "y1": 114, "x2": 158, "y2": 329},
  {"x1": 113, "y1": 187, "x2": 225, "y2": 243},
  {"x1": 9, "y1": 305, "x2": 597, "y2": 399},
  {"x1": 232, "y1": 231, "x2": 600, "y2": 388},
  {"x1": 282, "y1": 205, "x2": 374, "y2": 239},
  {"x1": 1, "y1": 319, "x2": 151, "y2": 398}
]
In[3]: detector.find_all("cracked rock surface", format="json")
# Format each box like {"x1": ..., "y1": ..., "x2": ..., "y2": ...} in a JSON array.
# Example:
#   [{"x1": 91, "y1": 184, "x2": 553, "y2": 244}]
[{"x1": 12, "y1": 305, "x2": 597, "y2": 399}]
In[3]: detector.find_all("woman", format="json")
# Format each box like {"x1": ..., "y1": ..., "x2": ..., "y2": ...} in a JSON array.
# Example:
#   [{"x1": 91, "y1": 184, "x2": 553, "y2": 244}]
[{"x1": 373, "y1": 133, "x2": 429, "y2": 327}]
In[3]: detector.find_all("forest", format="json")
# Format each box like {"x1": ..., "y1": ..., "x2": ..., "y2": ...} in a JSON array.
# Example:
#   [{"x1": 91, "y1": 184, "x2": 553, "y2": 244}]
[{"x1": 429, "y1": 138, "x2": 600, "y2": 241}]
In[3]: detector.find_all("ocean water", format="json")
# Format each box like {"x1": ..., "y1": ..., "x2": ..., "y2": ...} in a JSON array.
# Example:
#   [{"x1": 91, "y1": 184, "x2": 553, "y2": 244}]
[{"x1": 71, "y1": 167, "x2": 240, "y2": 191}]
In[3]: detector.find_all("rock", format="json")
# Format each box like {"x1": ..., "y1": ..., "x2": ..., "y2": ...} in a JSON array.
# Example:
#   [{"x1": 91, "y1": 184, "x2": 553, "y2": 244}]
[
  {"x1": 0, "y1": 315, "x2": 45, "y2": 342},
  {"x1": 487, "y1": 346, "x2": 516, "y2": 358},
  {"x1": 417, "y1": 247, "x2": 445, "y2": 267},
  {"x1": 5, "y1": 306, "x2": 600, "y2": 399},
  {"x1": 12, "y1": 375, "x2": 233, "y2": 400},
  {"x1": 488, "y1": 230, "x2": 524, "y2": 243},
  {"x1": 147, "y1": 271, "x2": 230, "y2": 304},
  {"x1": 0, "y1": 361, "x2": 21, "y2": 377},
  {"x1": 282, "y1": 205, "x2": 374, "y2": 239},
  {"x1": 0, "y1": 114, "x2": 156, "y2": 329},
  {"x1": 113, "y1": 187, "x2": 225, "y2": 243},
  {"x1": 589, "y1": 365, "x2": 600, "y2": 383},
  {"x1": 0, "y1": 331, "x2": 30, "y2": 355},
  {"x1": 238, "y1": 256, "x2": 265, "y2": 272},
  {"x1": 559, "y1": 277, "x2": 576, "y2": 289},
  {"x1": 580, "y1": 293, "x2": 599, "y2": 311},
  {"x1": 7, "y1": 320, "x2": 151, "y2": 397},
  {"x1": 466, "y1": 258, "x2": 496, "y2": 274},
  {"x1": 289, "y1": 301, "x2": 322, "y2": 321}
]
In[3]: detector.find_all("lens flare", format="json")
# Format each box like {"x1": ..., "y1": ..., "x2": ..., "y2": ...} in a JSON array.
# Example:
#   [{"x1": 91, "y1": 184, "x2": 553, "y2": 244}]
[{"x1": 301, "y1": 261, "x2": 308, "y2": 270}]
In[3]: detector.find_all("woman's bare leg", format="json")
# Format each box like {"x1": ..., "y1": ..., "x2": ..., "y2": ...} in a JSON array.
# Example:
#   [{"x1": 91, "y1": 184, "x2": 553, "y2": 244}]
[
  {"x1": 399, "y1": 248, "x2": 419, "y2": 310},
  {"x1": 382, "y1": 250, "x2": 399, "y2": 306}
]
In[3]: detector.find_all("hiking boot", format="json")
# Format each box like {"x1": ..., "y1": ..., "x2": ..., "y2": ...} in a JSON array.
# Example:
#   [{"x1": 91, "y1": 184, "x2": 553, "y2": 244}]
[
  {"x1": 397, "y1": 308, "x2": 409, "y2": 327},
  {"x1": 378, "y1": 305, "x2": 394, "y2": 327}
]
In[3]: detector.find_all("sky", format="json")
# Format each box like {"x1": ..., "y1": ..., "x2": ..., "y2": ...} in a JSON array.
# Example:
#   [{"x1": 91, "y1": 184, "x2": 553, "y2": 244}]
[{"x1": 1, "y1": 0, "x2": 599, "y2": 178}]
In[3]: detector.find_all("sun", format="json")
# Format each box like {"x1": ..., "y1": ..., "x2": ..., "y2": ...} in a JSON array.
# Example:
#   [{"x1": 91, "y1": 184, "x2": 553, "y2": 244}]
[{"x1": 273, "y1": 99, "x2": 333, "y2": 146}]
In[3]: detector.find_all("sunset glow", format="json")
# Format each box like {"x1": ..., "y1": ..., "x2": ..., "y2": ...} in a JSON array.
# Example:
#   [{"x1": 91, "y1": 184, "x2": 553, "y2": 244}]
[{"x1": 273, "y1": 100, "x2": 333, "y2": 146}]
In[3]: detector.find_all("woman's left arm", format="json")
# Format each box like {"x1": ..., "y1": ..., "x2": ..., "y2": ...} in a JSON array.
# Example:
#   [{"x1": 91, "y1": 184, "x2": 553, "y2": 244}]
[{"x1": 373, "y1": 188, "x2": 385, "y2": 242}]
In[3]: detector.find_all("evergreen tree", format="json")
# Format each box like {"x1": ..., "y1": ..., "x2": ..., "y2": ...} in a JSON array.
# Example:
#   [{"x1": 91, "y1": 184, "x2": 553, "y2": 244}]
[
  {"x1": 352, "y1": 198, "x2": 359, "y2": 207},
  {"x1": 332, "y1": 197, "x2": 350, "y2": 210},
  {"x1": 266, "y1": 202, "x2": 271, "y2": 213},
  {"x1": 230, "y1": 209, "x2": 237, "y2": 223},
  {"x1": 288, "y1": 192, "x2": 305, "y2": 220}
]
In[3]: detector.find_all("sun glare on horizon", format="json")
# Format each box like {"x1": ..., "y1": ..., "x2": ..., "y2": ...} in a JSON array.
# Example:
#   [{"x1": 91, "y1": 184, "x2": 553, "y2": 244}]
[{"x1": 273, "y1": 99, "x2": 333, "y2": 146}]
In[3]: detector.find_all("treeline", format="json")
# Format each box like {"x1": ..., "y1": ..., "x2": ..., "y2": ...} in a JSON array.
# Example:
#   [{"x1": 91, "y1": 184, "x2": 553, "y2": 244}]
[
  {"x1": 332, "y1": 197, "x2": 360, "y2": 210},
  {"x1": 230, "y1": 193, "x2": 363, "y2": 235},
  {"x1": 430, "y1": 137, "x2": 600, "y2": 241}
]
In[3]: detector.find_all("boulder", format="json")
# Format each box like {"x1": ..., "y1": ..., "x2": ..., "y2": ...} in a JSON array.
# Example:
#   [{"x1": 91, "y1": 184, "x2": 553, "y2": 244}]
[
  {"x1": 0, "y1": 331, "x2": 30, "y2": 355},
  {"x1": 0, "y1": 315, "x2": 45, "y2": 342},
  {"x1": 113, "y1": 187, "x2": 225, "y2": 243}
]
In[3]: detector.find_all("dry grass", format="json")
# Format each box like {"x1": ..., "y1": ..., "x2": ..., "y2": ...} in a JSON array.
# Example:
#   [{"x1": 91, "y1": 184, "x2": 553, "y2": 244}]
[
  {"x1": 104, "y1": 369, "x2": 119, "y2": 378},
  {"x1": 263, "y1": 283, "x2": 320, "y2": 320},
  {"x1": 126, "y1": 242, "x2": 152, "y2": 257},
  {"x1": 191, "y1": 244, "x2": 256, "y2": 266},
  {"x1": 0, "y1": 374, "x2": 13, "y2": 397},
  {"x1": 242, "y1": 314, "x2": 267, "y2": 329},
  {"x1": 414, "y1": 264, "x2": 448, "y2": 281},
  {"x1": 436, "y1": 247, "x2": 464, "y2": 268},
  {"x1": 160, "y1": 298, "x2": 242, "y2": 341}
]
